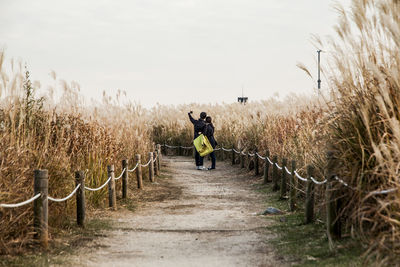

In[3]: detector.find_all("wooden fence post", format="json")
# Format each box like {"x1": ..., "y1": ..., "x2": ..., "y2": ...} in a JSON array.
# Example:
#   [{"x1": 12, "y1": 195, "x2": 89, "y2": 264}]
[
  {"x1": 240, "y1": 150, "x2": 245, "y2": 168},
  {"x1": 178, "y1": 146, "x2": 183, "y2": 156},
  {"x1": 255, "y1": 148, "x2": 259, "y2": 176},
  {"x1": 280, "y1": 158, "x2": 288, "y2": 199},
  {"x1": 122, "y1": 160, "x2": 128, "y2": 198},
  {"x1": 157, "y1": 144, "x2": 162, "y2": 171},
  {"x1": 107, "y1": 165, "x2": 117, "y2": 210},
  {"x1": 136, "y1": 154, "x2": 143, "y2": 189},
  {"x1": 326, "y1": 151, "x2": 341, "y2": 247},
  {"x1": 34, "y1": 169, "x2": 48, "y2": 249},
  {"x1": 154, "y1": 151, "x2": 160, "y2": 176},
  {"x1": 149, "y1": 152, "x2": 154, "y2": 182},
  {"x1": 272, "y1": 156, "x2": 279, "y2": 191},
  {"x1": 247, "y1": 153, "x2": 251, "y2": 171},
  {"x1": 75, "y1": 170, "x2": 85, "y2": 227},
  {"x1": 305, "y1": 165, "x2": 315, "y2": 224},
  {"x1": 232, "y1": 147, "x2": 235, "y2": 165},
  {"x1": 263, "y1": 150, "x2": 270, "y2": 184},
  {"x1": 289, "y1": 160, "x2": 296, "y2": 211}
]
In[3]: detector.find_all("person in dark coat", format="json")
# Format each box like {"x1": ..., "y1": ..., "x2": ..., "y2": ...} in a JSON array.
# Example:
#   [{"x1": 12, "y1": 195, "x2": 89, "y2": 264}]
[
  {"x1": 204, "y1": 116, "x2": 217, "y2": 170},
  {"x1": 188, "y1": 111, "x2": 207, "y2": 170}
]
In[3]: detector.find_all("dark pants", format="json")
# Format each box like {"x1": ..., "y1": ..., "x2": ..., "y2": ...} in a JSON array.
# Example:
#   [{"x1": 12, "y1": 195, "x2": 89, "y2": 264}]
[
  {"x1": 209, "y1": 151, "x2": 216, "y2": 169},
  {"x1": 195, "y1": 150, "x2": 204, "y2": 166}
]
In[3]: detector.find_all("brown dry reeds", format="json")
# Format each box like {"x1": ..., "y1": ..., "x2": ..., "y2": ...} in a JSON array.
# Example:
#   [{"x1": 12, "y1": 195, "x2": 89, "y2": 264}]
[
  {"x1": 0, "y1": 53, "x2": 153, "y2": 254},
  {"x1": 323, "y1": 0, "x2": 400, "y2": 262}
]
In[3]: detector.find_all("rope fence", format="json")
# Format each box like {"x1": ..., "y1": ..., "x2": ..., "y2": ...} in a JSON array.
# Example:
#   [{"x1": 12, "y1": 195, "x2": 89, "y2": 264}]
[
  {"x1": 84, "y1": 176, "x2": 112, "y2": 192},
  {"x1": 0, "y1": 193, "x2": 41, "y2": 208},
  {"x1": 0, "y1": 144, "x2": 163, "y2": 249},
  {"x1": 127, "y1": 163, "x2": 139, "y2": 172},
  {"x1": 48, "y1": 184, "x2": 81, "y2": 202},
  {"x1": 6, "y1": 140, "x2": 396, "y2": 250},
  {"x1": 163, "y1": 142, "x2": 399, "y2": 244}
]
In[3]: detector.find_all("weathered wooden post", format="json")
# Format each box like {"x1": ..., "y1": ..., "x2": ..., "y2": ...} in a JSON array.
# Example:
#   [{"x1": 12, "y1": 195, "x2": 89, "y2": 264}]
[
  {"x1": 231, "y1": 147, "x2": 235, "y2": 165},
  {"x1": 255, "y1": 148, "x2": 259, "y2": 176},
  {"x1": 326, "y1": 151, "x2": 341, "y2": 247},
  {"x1": 122, "y1": 159, "x2": 128, "y2": 198},
  {"x1": 157, "y1": 144, "x2": 162, "y2": 171},
  {"x1": 107, "y1": 165, "x2": 117, "y2": 210},
  {"x1": 240, "y1": 150, "x2": 245, "y2": 168},
  {"x1": 148, "y1": 152, "x2": 154, "y2": 182},
  {"x1": 280, "y1": 158, "x2": 288, "y2": 199},
  {"x1": 34, "y1": 169, "x2": 48, "y2": 249},
  {"x1": 136, "y1": 154, "x2": 143, "y2": 189},
  {"x1": 75, "y1": 171, "x2": 85, "y2": 227},
  {"x1": 154, "y1": 151, "x2": 159, "y2": 176},
  {"x1": 289, "y1": 160, "x2": 296, "y2": 211},
  {"x1": 305, "y1": 165, "x2": 315, "y2": 224},
  {"x1": 263, "y1": 150, "x2": 270, "y2": 183},
  {"x1": 272, "y1": 156, "x2": 279, "y2": 191},
  {"x1": 247, "y1": 152, "x2": 251, "y2": 171},
  {"x1": 178, "y1": 146, "x2": 183, "y2": 156}
]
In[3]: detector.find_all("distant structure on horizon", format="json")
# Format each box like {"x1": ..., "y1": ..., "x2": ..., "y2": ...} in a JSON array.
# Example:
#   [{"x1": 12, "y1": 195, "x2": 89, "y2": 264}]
[
  {"x1": 237, "y1": 86, "x2": 248, "y2": 104},
  {"x1": 237, "y1": 96, "x2": 248, "y2": 104}
]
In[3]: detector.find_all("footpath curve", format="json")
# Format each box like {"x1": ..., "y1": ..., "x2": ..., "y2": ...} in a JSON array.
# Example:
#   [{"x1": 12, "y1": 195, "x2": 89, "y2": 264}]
[{"x1": 68, "y1": 156, "x2": 285, "y2": 267}]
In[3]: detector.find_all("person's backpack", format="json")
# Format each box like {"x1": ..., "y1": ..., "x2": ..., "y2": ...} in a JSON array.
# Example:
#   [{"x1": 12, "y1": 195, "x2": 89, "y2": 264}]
[{"x1": 193, "y1": 134, "x2": 214, "y2": 157}]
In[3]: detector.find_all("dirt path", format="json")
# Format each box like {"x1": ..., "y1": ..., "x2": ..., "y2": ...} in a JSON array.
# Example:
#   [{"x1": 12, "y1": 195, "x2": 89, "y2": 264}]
[{"x1": 68, "y1": 156, "x2": 283, "y2": 267}]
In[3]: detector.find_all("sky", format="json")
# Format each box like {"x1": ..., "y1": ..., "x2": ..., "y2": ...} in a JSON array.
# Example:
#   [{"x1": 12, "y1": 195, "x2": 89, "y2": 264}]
[{"x1": 0, "y1": 0, "x2": 351, "y2": 107}]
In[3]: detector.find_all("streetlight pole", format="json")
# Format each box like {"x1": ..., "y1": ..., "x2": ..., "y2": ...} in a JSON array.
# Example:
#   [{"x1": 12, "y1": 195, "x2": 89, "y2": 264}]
[{"x1": 317, "y1": 50, "x2": 322, "y2": 89}]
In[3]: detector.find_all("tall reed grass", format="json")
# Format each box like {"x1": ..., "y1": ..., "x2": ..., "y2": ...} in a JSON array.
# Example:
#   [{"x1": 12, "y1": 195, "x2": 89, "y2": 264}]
[
  {"x1": 319, "y1": 0, "x2": 400, "y2": 263},
  {"x1": 0, "y1": 52, "x2": 153, "y2": 254}
]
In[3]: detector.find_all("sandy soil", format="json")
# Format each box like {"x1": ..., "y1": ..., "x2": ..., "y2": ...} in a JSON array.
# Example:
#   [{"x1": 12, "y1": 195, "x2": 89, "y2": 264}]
[{"x1": 66, "y1": 156, "x2": 284, "y2": 267}]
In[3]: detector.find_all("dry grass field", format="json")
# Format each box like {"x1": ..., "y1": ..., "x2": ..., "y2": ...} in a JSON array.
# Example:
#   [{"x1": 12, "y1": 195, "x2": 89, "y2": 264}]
[{"x1": 1, "y1": 0, "x2": 400, "y2": 264}]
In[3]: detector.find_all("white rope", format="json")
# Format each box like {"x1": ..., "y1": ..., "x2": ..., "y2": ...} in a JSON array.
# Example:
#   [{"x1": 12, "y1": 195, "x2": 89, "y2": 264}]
[
  {"x1": 222, "y1": 147, "x2": 233, "y2": 152},
  {"x1": 275, "y1": 163, "x2": 282, "y2": 170},
  {"x1": 266, "y1": 156, "x2": 273, "y2": 165},
  {"x1": 141, "y1": 159, "x2": 152, "y2": 167},
  {"x1": 334, "y1": 175, "x2": 350, "y2": 187},
  {"x1": 233, "y1": 149, "x2": 241, "y2": 154},
  {"x1": 114, "y1": 168, "x2": 126, "y2": 180},
  {"x1": 85, "y1": 176, "x2": 112, "y2": 192},
  {"x1": 0, "y1": 193, "x2": 41, "y2": 208},
  {"x1": 310, "y1": 177, "x2": 327, "y2": 185},
  {"x1": 128, "y1": 163, "x2": 139, "y2": 172},
  {"x1": 369, "y1": 187, "x2": 398, "y2": 196},
  {"x1": 332, "y1": 176, "x2": 397, "y2": 195},
  {"x1": 180, "y1": 146, "x2": 193, "y2": 149},
  {"x1": 256, "y1": 152, "x2": 265, "y2": 160},
  {"x1": 48, "y1": 184, "x2": 81, "y2": 202},
  {"x1": 165, "y1": 144, "x2": 179, "y2": 148},
  {"x1": 294, "y1": 170, "x2": 308, "y2": 182},
  {"x1": 248, "y1": 153, "x2": 255, "y2": 157},
  {"x1": 284, "y1": 166, "x2": 292, "y2": 175},
  {"x1": 214, "y1": 148, "x2": 221, "y2": 151}
]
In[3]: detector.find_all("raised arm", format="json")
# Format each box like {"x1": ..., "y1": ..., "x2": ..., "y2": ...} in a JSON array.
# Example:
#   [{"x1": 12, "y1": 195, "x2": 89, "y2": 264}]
[{"x1": 188, "y1": 112, "x2": 196, "y2": 124}]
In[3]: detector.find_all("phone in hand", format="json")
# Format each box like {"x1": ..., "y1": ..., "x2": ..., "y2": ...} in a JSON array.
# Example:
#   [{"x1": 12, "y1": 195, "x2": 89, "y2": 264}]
[{"x1": 189, "y1": 111, "x2": 193, "y2": 114}]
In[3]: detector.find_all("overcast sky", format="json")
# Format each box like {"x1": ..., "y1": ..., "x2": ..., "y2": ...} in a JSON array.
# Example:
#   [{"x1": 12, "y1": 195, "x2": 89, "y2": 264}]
[{"x1": 0, "y1": 0, "x2": 350, "y2": 107}]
